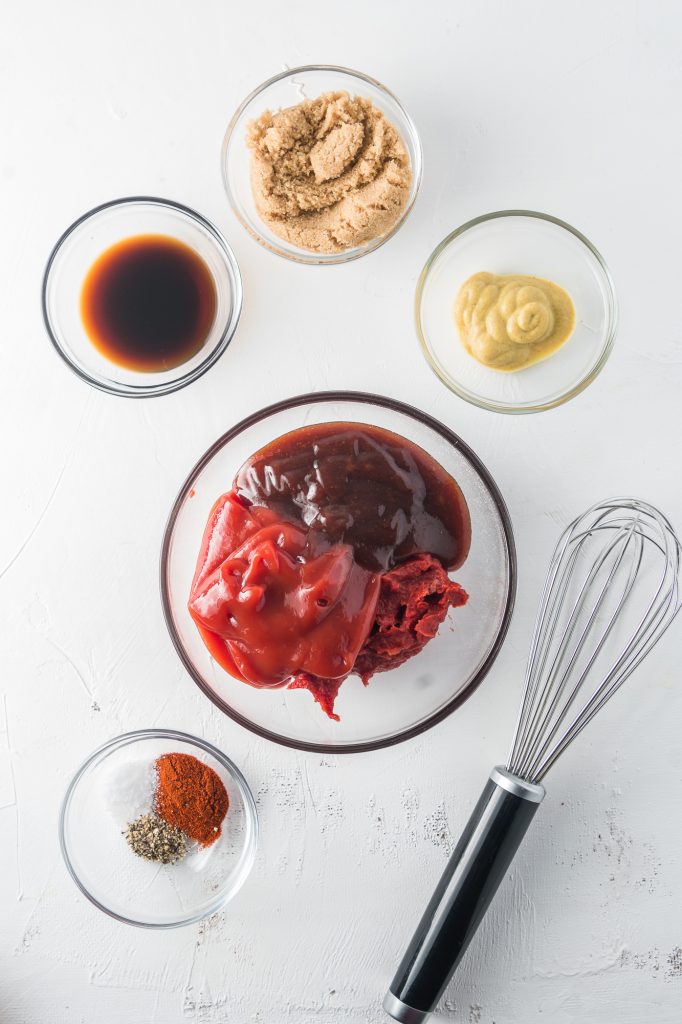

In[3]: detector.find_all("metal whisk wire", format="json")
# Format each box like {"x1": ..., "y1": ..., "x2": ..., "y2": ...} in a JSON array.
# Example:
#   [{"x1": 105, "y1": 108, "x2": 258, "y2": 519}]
[
  {"x1": 508, "y1": 498, "x2": 681, "y2": 783},
  {"x1": 386, "y1": 497, "x2": 682, "y2": 1023}
]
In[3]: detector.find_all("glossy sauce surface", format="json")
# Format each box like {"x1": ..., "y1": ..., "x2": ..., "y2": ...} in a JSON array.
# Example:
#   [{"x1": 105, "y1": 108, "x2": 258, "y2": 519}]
[
  {"x1": 80, "y1": 234, "x2": 216, "y2": 372},
  {"x1": 189, "y1": 493, "x2": 380, "y2": 686},
  {"x1": 234, "y1": 422, "x2": 471, "y2": 572}
]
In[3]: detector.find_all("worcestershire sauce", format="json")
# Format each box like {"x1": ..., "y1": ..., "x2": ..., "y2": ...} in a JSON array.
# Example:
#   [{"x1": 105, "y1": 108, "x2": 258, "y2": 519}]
[{"x1": 80, "y1": 234, "x2": 216, "y2": 372}]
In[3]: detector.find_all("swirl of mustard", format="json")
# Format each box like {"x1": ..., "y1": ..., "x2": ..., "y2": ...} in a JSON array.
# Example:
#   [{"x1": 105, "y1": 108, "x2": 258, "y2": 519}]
[{"x1": 454, "y1": 273, "x2": 575, "y2": 372}]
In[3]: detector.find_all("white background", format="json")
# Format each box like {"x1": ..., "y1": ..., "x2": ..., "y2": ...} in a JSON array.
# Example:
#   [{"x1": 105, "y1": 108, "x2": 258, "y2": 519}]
[{"x1": 2, "y1": 1, "x2": 682, "y2": 1021}]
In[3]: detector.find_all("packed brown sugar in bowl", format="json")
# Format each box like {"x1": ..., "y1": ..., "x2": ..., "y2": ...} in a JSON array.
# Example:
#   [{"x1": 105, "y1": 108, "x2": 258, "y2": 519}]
[
  {"x1": 80, "y1": 234, "x2": 216, "y2": 372},
  {"x1": 246, "y1": 91, "x2": 412, "y2": 253}
]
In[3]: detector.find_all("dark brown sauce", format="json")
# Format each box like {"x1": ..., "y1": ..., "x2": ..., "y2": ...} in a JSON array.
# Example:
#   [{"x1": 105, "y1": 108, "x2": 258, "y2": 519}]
[
  {"x1": 80, "y1": 234, "x2": 216, "y2": 372},
  {"x1": 234, "y1": 422, "x2": 471, "y2": 573}
]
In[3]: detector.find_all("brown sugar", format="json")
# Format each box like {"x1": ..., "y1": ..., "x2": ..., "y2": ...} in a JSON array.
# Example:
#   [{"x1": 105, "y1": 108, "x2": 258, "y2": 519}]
[{"x1": 246, "y1": 91, "x2": 412, "y2": 254}]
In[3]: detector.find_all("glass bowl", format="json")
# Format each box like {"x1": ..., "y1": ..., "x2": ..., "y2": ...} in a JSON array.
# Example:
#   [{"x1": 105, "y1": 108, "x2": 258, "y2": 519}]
[
  {"x1": 42, "y1": 197, "x2": 243, "y2": 398},
  {"x1": 221, "y1": 65, "x2": 422, "y2": 265},
  {"x1": 161, "y1": 392, "x2": 516, "y2": 753},
  {"x1": 416, "y1": 211, "x2": 618, "y2": 414},
  {"x1": 59, "y1": 729, "x2": 258, "y2": 928}
]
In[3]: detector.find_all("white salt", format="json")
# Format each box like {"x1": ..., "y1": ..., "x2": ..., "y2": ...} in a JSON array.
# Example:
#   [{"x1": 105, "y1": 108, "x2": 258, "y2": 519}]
[{"x1": 102, "y1": 758, "x2": 157, "y2": 826}]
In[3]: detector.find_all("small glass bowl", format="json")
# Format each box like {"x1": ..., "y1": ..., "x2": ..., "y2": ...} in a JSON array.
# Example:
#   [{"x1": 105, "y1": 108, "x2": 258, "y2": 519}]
[
  {"x1": 161, "y1": 391, "x2": 516, "y2": 753},
  {"x1": 59, "y1": 729, "x2": 258, "y2": 928},
  {"x1": 221, "y1": 65, "x2": 422, "y2": 265},
  {"x1": 42, "y1": 197, "x2": 243, "y2": 398},
  {"x1": 416, "y1": 211, "x2": 618, "y2": 414}
]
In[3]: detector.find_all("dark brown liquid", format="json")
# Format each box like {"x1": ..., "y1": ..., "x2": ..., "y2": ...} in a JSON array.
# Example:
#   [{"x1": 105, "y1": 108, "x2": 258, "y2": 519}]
[
  {"x1": 234, "y1": 422, "x2": 472, "y2": 573},
  {"x1": 80, "y1": 234, "x2": 216, "y2": 372}
]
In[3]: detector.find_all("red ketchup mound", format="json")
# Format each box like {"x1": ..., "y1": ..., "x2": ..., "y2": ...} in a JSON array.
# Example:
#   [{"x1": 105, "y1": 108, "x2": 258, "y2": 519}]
[{"x1": 188, "y1": 423, "x2": 471, "y2": 720}]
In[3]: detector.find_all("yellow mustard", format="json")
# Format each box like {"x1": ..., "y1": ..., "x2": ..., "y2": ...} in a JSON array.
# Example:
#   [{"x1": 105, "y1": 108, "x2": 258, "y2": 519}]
[{"x1": 454, "y1": 272, "x2": 576, "y2": 372}]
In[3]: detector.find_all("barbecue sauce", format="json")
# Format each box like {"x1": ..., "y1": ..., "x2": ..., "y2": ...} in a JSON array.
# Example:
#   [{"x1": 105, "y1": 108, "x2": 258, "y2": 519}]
[{"x1": 234, "y1": 422, "x2": 472, "y2": 572}]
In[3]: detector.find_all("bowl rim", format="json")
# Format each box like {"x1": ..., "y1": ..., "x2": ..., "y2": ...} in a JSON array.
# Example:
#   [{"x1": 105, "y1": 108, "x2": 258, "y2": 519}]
[
  {"x1": 220, "y1": 64, "x2": 423, "y2": 266},
  {"x1": 42, "y1": 195, "x2": 244, "y2": 399},
  {"x1": 415, "y1": 209, "x2": 619, "y2": 414},
  {"x1": 59, "y1": 727, "x2": 259, "y2": 928},
  {"x1": 160, "y1": 390, "x2": 517, "y2": 753}
]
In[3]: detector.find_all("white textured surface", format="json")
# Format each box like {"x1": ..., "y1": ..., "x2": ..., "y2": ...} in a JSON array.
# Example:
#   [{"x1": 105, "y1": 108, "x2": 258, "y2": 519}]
[{"x1": 2, "y1": 1, "x2": 682, "y2": 1021}]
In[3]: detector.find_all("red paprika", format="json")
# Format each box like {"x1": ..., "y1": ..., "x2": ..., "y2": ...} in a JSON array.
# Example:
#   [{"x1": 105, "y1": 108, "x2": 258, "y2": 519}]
[{"x1": 155, "y1": 752, "x2": 229, "y2": 846}]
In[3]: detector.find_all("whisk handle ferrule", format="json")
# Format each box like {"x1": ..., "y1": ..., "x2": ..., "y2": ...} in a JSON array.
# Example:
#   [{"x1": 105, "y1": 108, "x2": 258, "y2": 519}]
[{"x1": 383, "y1": 767, "x2": 545, "y2": 1023}]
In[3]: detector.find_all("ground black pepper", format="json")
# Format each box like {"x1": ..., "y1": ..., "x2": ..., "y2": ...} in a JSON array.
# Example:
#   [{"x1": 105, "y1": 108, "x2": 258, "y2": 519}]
[{"x1": 123, "y1": 812, "x2": 187, "y2": 864}]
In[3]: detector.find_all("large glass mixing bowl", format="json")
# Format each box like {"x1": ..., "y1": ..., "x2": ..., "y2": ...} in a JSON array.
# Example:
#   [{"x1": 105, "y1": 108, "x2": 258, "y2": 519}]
[{"x1": 161, "y1": 392, "x2": 515, "y2": 752}]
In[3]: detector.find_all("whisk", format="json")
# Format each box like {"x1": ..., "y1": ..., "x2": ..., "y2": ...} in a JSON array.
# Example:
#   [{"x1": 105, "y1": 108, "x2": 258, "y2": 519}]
[{"x1": 384, "y1": 498, "x2": 681, "y2": 1024}]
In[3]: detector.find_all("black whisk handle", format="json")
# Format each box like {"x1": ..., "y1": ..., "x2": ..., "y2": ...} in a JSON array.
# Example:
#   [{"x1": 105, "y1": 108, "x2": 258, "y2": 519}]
[{"x1": 383, "y1": 767, "x2": 545, "y2": 1023}]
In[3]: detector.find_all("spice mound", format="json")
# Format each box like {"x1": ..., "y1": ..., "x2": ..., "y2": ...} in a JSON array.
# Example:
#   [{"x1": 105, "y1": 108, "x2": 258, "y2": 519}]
[
  {"x1": 454, "y1": 271, "x2": 576, "y2": 372},
  {"x1": 124, "y1": 813, "x2": 187, "y2": 864},
  {"x1": 113, "y1": 752, "x2": 229, "y2": 866},
  {"x1": 155, "y1": 752, "x2": 229, "y2": 847},
  {"x1": 246, "y1": 91, "x2": 412, "y2": 254},
  {"x1": 188, "y1": 422, "x2": 470, "y2": 721}
]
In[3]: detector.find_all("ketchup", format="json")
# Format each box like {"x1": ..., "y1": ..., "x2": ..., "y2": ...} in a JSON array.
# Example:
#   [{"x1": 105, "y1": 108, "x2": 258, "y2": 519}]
[{"x1": 189, "y1": 493, "x2": 380, "y2": 686}]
